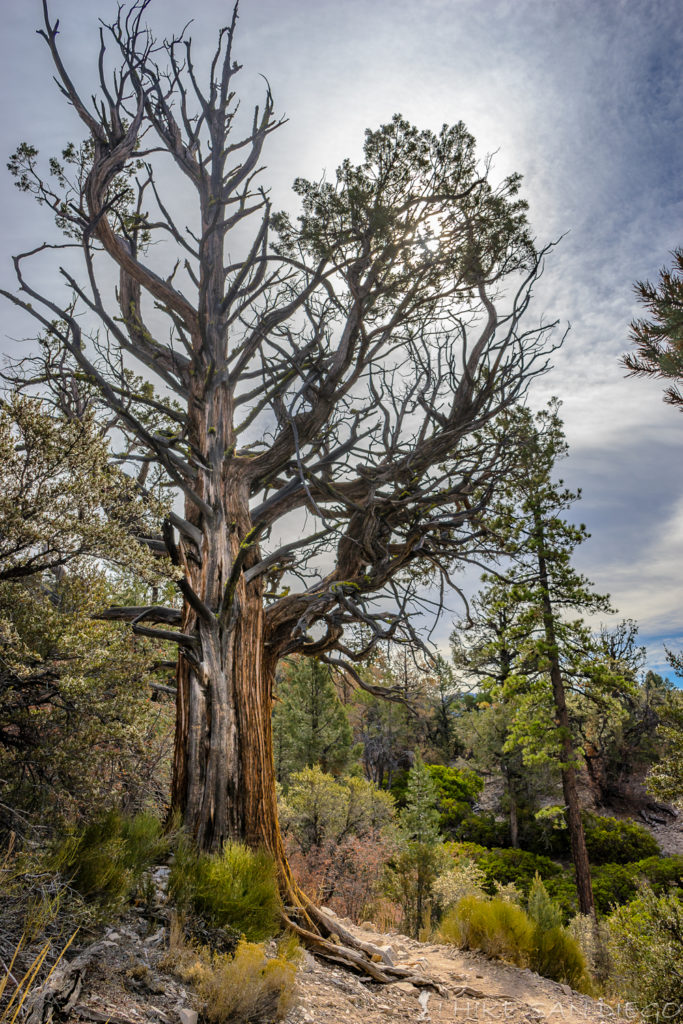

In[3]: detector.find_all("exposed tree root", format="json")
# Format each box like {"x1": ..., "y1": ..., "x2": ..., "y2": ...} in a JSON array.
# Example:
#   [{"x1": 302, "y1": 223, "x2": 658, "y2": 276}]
[{"x1": 280, "y1": 878, "x2": 444, "y2": 991}]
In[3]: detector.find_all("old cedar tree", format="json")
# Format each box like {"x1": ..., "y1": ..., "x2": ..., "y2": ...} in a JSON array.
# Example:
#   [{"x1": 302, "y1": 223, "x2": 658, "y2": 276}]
[{"x1": 3, "y1": 0, "x2": 558, "y2": 952}]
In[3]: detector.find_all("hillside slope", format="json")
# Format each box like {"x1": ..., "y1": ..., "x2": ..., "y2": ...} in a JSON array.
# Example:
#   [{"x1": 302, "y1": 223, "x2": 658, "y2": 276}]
[{"x1": 21, "y1": 906, "x2": 627, "y2": 1024}]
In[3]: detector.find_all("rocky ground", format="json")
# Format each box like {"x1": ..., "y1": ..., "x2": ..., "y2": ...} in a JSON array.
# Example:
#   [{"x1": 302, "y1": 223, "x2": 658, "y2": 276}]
[
  {"x1": 285, "y1": 911, "x2": 629, "y2": 1024},
  {"x1": 17, "y1": 896, "x2": 632, "y2": 1024}
]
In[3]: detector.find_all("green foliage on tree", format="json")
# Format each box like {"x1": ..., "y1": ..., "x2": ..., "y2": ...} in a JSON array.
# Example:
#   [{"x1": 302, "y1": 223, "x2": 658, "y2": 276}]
[
  {"x1": 425, "y1": 764, "x2": 484, "y2": 834},
  {"x1": 423, "y1": 655, "x2": 466, "y2": 762},
  {"x1": 451, "y1": 595, "x2": 557, "y2": 848},
  {"x1": 527, "y1": 872, "x2": 563, "y2": 930},
  {"x1": 0, "y1": 568, "x2": 175, "y2": 839},
  {"x1": 401, "y1": 754, "x2": 442, "y2": 846},
  {"x1": 272, "y1": 659, "x2": 355, "y2": 784},
  {"x1": 471, "y1": 401, "x2": 641, "y2": 915},
  {"x1": 582, "y1": 813, "x2": 660, "y2": 865},
  {"x1": 623, "y1": 247, "x2": 683, "y2": 409},
  {"x1": 278, "y1": 766, "x2": 395, "y2": 854},
  {"x1": 0, "y1": 394, "x2": 171, "y2": 584},
  {"x1": 646, "y1": 655, "x2": 683, "y2": 808},
  {"x1": 385, "y1": 754, "x2": 448, "y2": 937},
  {"x1": 349, "y1": 652, "x2": 433, "y2": 790},
  {"x1": 607, "y1": 886, "x2": 683, "y2": 1009}
]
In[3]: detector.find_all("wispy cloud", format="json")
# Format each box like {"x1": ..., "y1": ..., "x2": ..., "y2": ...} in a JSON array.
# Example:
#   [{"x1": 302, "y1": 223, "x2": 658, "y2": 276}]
[{"x1": 1, "y1": 0, "x2": 681, "y2": 671}]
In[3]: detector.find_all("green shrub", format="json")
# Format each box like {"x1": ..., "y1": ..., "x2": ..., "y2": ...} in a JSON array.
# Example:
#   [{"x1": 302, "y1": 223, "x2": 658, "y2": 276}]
[
  {"x1": 389, "y1": 764, "x2": 482, "y2": 831},
  {"x1": 533, "y1": 925, "x2": 588, "y2": 990},
  {"x1": 607, "y1": 887, "x2": 683, "y2": 1009},
  {"x1": 433, "y1": 859, "x2": 486, "y2": 911},
  {"x1": 439, "y1": 896, "x2": 535, "y2": 966},
  {"x1": 516, "y1": 807, "x2": 570, "y2": 859},
  {"x1": 169, "y1": 840, "x2": 281, "y2": 943},
  {"x1": 456, "y1": 812, "x2": 510, "y2": 848},
  {"x1": 635, "y1": 854, "x2": 683, "y2": 892},
  {"x1": 527, "y1": 873, "x2": 563, "y2": 930},
  {"x1": 478, "y1": 847, "x2": 562, "y2": 894},
  {"x1": 568, "y1": 913, "x2": 611, "y2": 984},
  {"x1": 55, "y1": 810, "x2": 166, "y2": 910},
  {"x1": 444, "y1": 841, "x2": 488, "y2": 861},
  {"x1": 544, "y1": 874, "x2": 579, "y2": 921},
  {"x1": 440, "y1": 893, "x2": 588, "y2": 989},
  {"x1": 425, "y1": 765, "x2": 483, "y2": 834},
  {"x1": 591, "y1": 855, "x2": 683, "y2": 915},
  {"x1": 582, "y1": 814, "x2": 660, "y2": 865},
  {"x1": 590, "y1": 863, "x2": 638, "y2": 915}
]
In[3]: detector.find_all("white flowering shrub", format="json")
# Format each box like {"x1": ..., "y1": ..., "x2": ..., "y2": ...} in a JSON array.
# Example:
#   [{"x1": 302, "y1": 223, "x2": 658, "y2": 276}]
[{"x1": 433, "y1": 858, "x2": 486, "y2": 911}]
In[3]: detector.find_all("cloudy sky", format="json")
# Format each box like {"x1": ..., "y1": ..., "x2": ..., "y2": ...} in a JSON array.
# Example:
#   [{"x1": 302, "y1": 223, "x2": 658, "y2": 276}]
[{"x1": 1, "y1": 0, "x2": 682, "y2": 675}]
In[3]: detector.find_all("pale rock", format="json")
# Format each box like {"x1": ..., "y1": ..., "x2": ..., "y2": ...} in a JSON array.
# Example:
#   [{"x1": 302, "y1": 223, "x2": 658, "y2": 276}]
[
  {"x1": 300, "y1": 951, "x2": 317, "y2": 972},
  {"x1": 178, "y1": 1009, "x2": 198, "y2": 1024},
  {"x1": 375, "y1": 944, "x2": 396, "y2": 965},
  {"x1": 144, "y1": 927, "x2": 166, "y2": 946},
  {"x1": 393, "y1": 981, "x2": 419, "y2": 997}
]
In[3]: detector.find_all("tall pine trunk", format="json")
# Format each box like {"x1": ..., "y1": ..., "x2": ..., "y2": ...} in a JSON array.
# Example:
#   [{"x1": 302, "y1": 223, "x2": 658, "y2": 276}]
[{"x1": 534, "y1": 513, "x2": 596, "y2": 917}]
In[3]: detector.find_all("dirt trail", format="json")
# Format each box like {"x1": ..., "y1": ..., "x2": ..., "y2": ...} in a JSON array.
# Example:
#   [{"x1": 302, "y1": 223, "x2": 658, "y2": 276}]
[
  {"x1": 286, "y1": 912, "x2": 628, "y2": 1024},
  {"x1": 19, "y1": 903, "x2": 630, "y2": 1024}
]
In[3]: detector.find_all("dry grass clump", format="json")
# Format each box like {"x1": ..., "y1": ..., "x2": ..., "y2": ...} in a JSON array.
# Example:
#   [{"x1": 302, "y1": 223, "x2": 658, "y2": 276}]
[
  {"x1": 0, "y1": 930, "x2": 77, "y2": 1024},
  {"x1": 164, "y1": 920, "x2": 299, "y2": 1024}
]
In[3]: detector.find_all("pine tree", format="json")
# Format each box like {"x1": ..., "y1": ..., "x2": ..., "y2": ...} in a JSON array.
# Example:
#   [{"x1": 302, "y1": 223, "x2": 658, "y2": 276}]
[
  {"x1": 272, "y1": 659, "x2": 353, "y2": 784},
  {"x1": 623, "y1": 247, "x2": 683, "y2": 409},
  {"x1": 386, "y1": 753, "x2": 446, "y2": 937},
  {"x1": 486, "y1": 401, "x2": 628, "y2": 916},
  {"x1": 451, "y1": 576, "x2": 552, "y2": 848}
]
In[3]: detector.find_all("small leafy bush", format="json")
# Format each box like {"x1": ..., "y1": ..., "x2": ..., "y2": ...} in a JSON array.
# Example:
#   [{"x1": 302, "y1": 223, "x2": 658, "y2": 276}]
[
  {"x1": 635, "y1": 854, "x2": 683, "y2": 891},
  {"x1": 55, "y1": 810, "x2": 167, "y2": 911},
  {"x1": 591, "y1": 855, "x2": 683, "y2": 915},
  {"x1": 166, "y1": 928, "x2": 298, "y2": 1024},
  {"x1": 169, "y1": 840, "x2": 281, "y2": 943},
  {"x1": 568, "y1": 913, "x2": 611, "y2": 983},
  {"x1": 532, "y1": 925, "x2": 588, "y2": 990},
  {"x1": 433, "y1": 858, "x2": 486, "y2": 911},
  {"x1": 582, "y1": 813, "x2": 660, "y2": 865},
  {"x1": 444, "y1": 841, "x2": 487, "y2": 861},
  {"x1": 607, "y1": 886, "x2": 683, "y2": 1009},
  {"x1": 591, "y1": 863, "x2": 638, "y2": 914},
  {"x1": 492, "y1": 880, "x2": 523, "y2": 904},
  {"x1": 544, "y1": 874, "x2": 579, "y2": 922}
]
